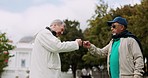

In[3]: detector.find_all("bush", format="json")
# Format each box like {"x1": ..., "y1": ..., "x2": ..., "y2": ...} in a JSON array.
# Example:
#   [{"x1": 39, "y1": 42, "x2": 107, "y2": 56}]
[{"x1": 0, "y1": 33, "x2": 14, "y2": 76}]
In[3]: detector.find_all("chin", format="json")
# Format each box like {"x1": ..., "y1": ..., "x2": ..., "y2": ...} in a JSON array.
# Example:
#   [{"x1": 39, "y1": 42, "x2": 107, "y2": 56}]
[{"x1": 57, "y1": 34, "x2": 61, "y2": 36}]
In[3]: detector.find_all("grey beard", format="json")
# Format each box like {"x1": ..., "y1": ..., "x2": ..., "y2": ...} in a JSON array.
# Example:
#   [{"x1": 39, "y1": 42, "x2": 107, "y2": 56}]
[{"x1": 112, "y1": 33, "x2": 117, "y2": 35}]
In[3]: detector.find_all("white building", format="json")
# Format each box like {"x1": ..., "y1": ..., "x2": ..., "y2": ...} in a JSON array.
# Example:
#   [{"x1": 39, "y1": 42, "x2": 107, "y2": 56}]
[
  {"x1": 1, "y1": 36, "x2": 73, "y2": 78},
  {"x1": 2, "y1": 36, "x2": 34, "y2": 78}
]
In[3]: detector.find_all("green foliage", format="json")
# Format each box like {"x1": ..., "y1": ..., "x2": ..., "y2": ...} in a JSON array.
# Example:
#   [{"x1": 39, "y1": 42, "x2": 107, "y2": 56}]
[
  {"x1": 0, "y1": 33, "x2": 14, "y2": 76},
  {"x1": 83, "y1": 0, "x2": 148, "y2": 69},
  {"x1": 83, "y1": 0, "x2": 111, "y2": 67},
  {"x1": 60, "y1": 19, "x2": 87, "y2": 78},
  {"x1": 85, "y1": 0, "x2": 111, "y2": 47}
]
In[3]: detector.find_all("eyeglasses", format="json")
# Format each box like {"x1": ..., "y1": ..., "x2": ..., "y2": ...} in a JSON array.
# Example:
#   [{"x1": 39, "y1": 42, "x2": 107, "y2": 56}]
[
  {"x1": 111, "y1": 24, "x2": 121, "y2": 29},
  {"x1": 111, "y1": 25, "x2": 117, "y2": 28}
]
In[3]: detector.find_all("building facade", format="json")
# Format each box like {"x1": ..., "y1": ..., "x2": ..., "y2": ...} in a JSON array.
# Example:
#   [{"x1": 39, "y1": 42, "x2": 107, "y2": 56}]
[{"x1": 1, "y1": 36, "x2": 34, "y2": 78}]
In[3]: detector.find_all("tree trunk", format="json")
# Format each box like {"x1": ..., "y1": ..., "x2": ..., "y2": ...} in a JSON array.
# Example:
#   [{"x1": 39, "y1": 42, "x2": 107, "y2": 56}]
[{"x1": 72, "y1": 64, "x2": 77, "y2": 78}]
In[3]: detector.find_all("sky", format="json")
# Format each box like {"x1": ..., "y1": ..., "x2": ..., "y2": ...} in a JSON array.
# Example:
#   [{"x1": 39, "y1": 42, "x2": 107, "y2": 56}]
[{"x1": 0, "y1": 0, "x2": 141, "y2": 43}]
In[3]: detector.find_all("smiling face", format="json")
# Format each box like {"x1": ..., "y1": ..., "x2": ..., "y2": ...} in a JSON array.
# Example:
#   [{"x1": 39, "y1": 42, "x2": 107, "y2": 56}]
[{"x1": 110, "y1": 22, "x2": 125, "y2": 35}]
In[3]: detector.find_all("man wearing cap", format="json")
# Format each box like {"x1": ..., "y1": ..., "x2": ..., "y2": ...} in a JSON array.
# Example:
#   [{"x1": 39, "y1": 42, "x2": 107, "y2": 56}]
[{"x1": 83, "y1": 17, "x2": 144, "y2": 78}]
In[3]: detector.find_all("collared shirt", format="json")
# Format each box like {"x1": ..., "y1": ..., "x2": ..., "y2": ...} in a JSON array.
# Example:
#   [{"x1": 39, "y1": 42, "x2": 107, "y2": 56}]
[{"x1": 110, "y1": 39, "x2": 120, "y2": 78}]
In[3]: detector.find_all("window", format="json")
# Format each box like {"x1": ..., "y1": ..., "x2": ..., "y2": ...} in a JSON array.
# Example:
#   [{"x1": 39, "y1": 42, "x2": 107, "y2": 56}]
[{"x1": 21, "y1": 59, "x2": 26, "y2": 67}]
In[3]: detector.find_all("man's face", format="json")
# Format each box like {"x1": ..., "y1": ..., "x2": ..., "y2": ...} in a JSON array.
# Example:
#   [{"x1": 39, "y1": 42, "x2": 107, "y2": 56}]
[
  {"x1": 55, "y1": 24, "x2": 65, "y2": 36},
  {"x1": 110, "y1": 22, "x2": 124, "y2": 35}
]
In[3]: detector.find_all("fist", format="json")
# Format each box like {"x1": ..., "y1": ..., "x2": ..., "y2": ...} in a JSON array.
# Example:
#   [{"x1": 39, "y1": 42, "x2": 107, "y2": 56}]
[
  {"x1": 75, "y1": 39, "x2": 82, "y2": 46},
  {"x1": 83, "y1": 41, "x2": 91, "y2": 49}
]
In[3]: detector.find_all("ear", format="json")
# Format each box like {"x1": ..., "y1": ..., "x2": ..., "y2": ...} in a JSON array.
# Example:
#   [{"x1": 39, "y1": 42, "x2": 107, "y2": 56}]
[{"x1": 121, "y1": 25, "x2": 125, "y2": 31}]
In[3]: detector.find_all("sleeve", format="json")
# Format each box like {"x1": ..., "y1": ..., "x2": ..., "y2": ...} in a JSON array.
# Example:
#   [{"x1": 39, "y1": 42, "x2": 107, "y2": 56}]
[
  {"x1": 88, "y1": 42, "x2": 111, "y2": 56},
  {"x1": 134, "y1": 75, "x2": 143, "y2": 78},
  {"x1": 130, "y1": 38, "x2": 144, "y2": 76},
  {"x1": 36, "y1": 30, "x2": 79, "y2": 53}
]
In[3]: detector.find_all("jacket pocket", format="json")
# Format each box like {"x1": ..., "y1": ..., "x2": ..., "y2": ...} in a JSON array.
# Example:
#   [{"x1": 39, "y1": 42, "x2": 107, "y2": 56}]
[
  {"x1": 47, "y1": 52, "x2": 61, "y2": 69},
  {"x1": 126, "y1": 55, "x2": 134, "y2": 72}
]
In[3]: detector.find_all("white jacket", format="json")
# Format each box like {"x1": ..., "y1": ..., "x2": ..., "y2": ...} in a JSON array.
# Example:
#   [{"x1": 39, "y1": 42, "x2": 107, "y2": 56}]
[{"x1": 30, "y1": 29, "x2": 79, "y2": 78}]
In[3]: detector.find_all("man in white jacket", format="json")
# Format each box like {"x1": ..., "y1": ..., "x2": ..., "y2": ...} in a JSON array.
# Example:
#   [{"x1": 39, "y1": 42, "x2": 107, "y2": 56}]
[{"x1": 30, "y1": 19, "x2": 82, "y2": 78}]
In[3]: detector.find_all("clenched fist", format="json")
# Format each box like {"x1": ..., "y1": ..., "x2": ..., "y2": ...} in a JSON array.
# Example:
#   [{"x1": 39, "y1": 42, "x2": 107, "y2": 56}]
[
  {"x1": 83, "y1": 41, "x2": 91, "y2": 49},
  {"x1": 75, "y1": 39, "x2": 82, "y2": 46}
]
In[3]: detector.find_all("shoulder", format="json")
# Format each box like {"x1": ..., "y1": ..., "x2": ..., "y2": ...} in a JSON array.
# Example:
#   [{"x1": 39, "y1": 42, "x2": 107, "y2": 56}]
[
  {"x1": 121, "y1": 37, "x2": 136, "y2": 41},
  {"x1": 38, "y1": 29, "x2": 52, "y2": 35},
  {"x1": 121, "y1": 37, "x2": 138, "y2": 45},
  {"x1": 39, "y1": 29, "x2": 51, "y2": 34},
  {"x1": 35, "y1": 29, "x2": 52, "y2": 38}
]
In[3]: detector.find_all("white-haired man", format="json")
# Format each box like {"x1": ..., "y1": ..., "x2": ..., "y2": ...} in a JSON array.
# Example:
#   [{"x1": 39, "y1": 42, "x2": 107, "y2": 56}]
[{"x1": 30, "y1": 19, "x2": 82, "y2": 78}]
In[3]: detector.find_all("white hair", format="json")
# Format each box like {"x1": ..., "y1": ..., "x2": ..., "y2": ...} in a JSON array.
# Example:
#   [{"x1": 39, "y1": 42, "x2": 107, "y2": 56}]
[{"x1": 50, "y1": 19, "x2": 65, "y2": 27}]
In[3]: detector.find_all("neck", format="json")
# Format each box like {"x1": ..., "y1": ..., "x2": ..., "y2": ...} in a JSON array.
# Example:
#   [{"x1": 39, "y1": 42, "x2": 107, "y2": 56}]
[{"x1": 46, "y1": 27, "x2": 57, "y2": 36}]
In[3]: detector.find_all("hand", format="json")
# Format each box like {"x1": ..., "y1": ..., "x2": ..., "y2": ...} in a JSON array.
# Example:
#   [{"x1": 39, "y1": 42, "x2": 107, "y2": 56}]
[
  {"x1": 75, "y1": 39, "x2": 82, "y2": 46},
  {"x1": 134, "y1": 75, "x2": 142, "y2": 78},
  {"x1": 83, "y1": 41, "x2": 91, "y2": 49}
]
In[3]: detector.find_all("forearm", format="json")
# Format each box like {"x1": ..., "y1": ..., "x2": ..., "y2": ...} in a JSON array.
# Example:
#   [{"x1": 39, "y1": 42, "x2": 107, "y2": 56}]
[
  {"x1": 134, "y1": 56, "x2": 144, "y2": 77},
  {"x1": 88, "y1": 44, "x2": 108, "y2": 56}
]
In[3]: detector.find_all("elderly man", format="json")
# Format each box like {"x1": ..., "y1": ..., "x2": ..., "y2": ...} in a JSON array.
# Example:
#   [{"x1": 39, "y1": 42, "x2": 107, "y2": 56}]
[
  {"x1": 83, "y1": 17, "x2": 144, "y2": 78},
  {"x1": 30, "y1": 19, "x2": 82, "y2": 78}
]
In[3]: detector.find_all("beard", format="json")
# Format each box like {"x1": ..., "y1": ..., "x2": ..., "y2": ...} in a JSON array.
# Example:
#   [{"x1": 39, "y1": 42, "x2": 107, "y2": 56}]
[{"x1": 112, "y1": 33, "x2": 117, "y2": 36}]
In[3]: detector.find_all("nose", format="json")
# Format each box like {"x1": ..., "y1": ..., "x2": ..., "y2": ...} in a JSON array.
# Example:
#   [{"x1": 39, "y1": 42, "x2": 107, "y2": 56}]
[{"x1": 111, "y1": 27, "x2": 114, "y2": 31}]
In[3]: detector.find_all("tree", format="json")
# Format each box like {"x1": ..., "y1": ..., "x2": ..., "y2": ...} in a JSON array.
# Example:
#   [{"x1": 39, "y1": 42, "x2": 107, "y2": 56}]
[
  {"x1": 83, "y1": 0, "x2": 111, "y2": 68},
  {"x1": 0, "y1": 33, "x2": 14, "y2": 76},
  {"x1": 59, "y1": 19, "x2": 87, "y2": 78}
]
